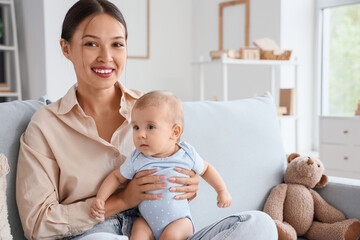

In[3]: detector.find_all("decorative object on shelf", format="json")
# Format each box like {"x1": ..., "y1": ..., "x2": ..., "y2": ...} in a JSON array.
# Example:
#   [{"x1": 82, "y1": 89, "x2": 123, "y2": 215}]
[
  {"x1": 219, "y1": 0, "x2": 249, "y2": 50},
  {"x1": 210, "y1": 49, "x2": 240, "y2": 60},
  {"x1": 279, "y1": 88, "x2": 296, "y2": 115},
  {"x1": 277, "y1": 106, "x2": 287, "y2": 116},
  {"x1": 355, "y1": 99, "x2": 360, "y2": 115},
  {"x1": 210, "y1": 47, "x2": 260, "y2": 60},
  {"x1": 0, "y1": 83, "x2": 9, "y2": 92},
  {"x1": 253, "y1": 37, "x2": 292, "y2": 60},
  {"x1": 239, "y1": 47, "x2": 260, "y2": 60}
]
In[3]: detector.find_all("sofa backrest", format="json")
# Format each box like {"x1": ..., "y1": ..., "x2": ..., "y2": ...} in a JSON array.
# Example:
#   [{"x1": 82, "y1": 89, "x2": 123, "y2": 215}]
[
  {"x1": 0, "y1": 98, "x2": 47, "y2": 240},
  {"x1": 182, "y1": 92, "x2": 285, "y2": 230},
  {"x1": 0, "y1": 93, "x2": 285, "y2": 238}
]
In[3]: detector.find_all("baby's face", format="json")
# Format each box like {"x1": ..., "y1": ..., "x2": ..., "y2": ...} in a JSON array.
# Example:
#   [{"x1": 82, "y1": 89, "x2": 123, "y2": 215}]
[{"x1": 131, "y1": 105, "x2": 177, "y2": 158}]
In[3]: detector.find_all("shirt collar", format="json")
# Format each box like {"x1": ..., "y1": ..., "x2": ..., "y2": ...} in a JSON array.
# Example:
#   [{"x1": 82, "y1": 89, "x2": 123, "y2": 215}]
[
  {"x1": 57, "y1": 82, "x2": 143, "y2": 120},
  {"x1": 57, "y1": 84, "x2": 78, "y2": 115}
]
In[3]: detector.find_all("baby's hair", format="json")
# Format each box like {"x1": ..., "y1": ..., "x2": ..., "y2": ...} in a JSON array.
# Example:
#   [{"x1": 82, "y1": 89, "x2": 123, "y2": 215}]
[{"x1": 133, "y1": 90, "x2": 184, "y2": 131}]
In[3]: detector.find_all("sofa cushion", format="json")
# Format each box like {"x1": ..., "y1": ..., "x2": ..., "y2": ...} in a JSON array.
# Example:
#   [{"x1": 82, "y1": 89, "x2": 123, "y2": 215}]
[
  {"x1": 182, "y1": 92, "x2": 286, "y2": 230},
  {"x1": 0, "y1": 97, "x2": 47, "y2": 240}
]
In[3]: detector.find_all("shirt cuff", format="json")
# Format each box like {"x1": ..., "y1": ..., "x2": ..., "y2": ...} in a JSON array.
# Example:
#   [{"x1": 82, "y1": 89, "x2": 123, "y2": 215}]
[{"x1": 67, "y1": 197, "x2": 102, "y2": 236}]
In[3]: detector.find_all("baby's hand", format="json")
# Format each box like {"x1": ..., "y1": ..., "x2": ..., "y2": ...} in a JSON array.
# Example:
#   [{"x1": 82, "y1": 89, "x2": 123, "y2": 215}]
[
  {"x1": 90, "y1": 198, "x2": 106, "y2": 220},
  {"x1": 217, "y1": 190, "x2": 232, "y2": 208}
]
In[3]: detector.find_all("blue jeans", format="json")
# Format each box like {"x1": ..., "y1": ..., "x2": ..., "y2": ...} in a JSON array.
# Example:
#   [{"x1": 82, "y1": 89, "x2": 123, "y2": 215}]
[
  {"x1": 61, "y1": 210, "x2": 277, "y2": 240},
  {"x1": 60, "y1": 208, "x2": 140, "y2": 240}
]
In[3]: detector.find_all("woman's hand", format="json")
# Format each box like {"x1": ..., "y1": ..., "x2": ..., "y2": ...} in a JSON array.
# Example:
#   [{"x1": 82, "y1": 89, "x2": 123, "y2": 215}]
[
  {"x1": 168, "y1": 167, "x2": 199, "y2": 201},
  {"x1": 123, "y1": 169, "x2": 168, "y2": 207},
  {"x1": 105, "y1": 169, "x2": 167, "y2": 217}
]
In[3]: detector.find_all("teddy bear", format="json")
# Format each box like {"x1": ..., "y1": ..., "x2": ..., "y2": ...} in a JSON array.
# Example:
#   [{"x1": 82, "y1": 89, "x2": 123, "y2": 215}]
[{"x1": 264, "y1": 153, "x2": 360, "y2": 240}]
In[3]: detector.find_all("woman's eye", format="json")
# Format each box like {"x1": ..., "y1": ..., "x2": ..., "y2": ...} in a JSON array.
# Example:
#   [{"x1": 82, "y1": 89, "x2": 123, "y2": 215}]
[
  {"x1": 147, "y1": 125, "x2": 154, "y2": 130},
  {"x1": 85, "y1": 42, "x2": 97, "y2": 47},
  {"x1": 113, "y1": 42, "x2": 125, "y2": 47},
  {"x1": 133, "y1": 125, "x2": 139, "y2": 130}
]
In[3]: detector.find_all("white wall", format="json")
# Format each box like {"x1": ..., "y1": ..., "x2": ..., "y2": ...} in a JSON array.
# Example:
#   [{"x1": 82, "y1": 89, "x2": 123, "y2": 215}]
[
  {"x1": 191, "y1": 0, "x2": 314, "y2": 153},
  {"x1": 280, "y1": 0, "x2": 314, "y2": 153},
  {"x1": 191, "y1": 0, "x2": 281, "y2": 101},
  {"x1": 121, "y1": 0, "x2": 193, "y2": 101},
  {"x1": 15, "y1": 0, "x2": 46, "y2": 100},
  {"x1": 15, "y1": 0, "x2": 315, "y2": 152},
  {"x1": 16, "y1": 0, "x2": 193, "y2": 102},
  {"x1": 43, "y1": 0, "x2": 78, "y2": 101}
]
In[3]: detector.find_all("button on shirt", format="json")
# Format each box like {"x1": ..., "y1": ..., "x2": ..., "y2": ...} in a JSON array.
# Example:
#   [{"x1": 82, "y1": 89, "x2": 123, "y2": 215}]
[{"x1": 16, "y1": 82, "x2": 143, "y2": 240}]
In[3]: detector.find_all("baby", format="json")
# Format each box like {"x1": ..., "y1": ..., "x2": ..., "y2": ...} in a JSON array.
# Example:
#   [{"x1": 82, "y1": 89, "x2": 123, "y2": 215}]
[{"x1": 91, "y1": 90, "x2": 232, "y2": 240}]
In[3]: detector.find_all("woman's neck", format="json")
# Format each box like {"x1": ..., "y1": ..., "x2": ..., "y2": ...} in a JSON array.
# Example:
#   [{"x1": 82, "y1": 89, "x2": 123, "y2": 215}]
[{"x1": 76, "y1": 84, "x2": 121, "y2": 115}]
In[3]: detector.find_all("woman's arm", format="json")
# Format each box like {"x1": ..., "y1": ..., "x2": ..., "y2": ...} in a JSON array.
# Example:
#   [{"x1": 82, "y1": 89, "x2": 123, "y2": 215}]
[
  {"x1": 16, "y1": 133, "x2": 100, "y2": 239},
  {"x1": 104, "y1": 169, "x2": 168, "y2": 218}
]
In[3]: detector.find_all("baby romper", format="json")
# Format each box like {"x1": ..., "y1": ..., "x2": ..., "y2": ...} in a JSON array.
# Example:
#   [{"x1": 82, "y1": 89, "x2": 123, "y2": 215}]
[{"x1": 120, "y1": 141, "x2": 204, "y2": 240}]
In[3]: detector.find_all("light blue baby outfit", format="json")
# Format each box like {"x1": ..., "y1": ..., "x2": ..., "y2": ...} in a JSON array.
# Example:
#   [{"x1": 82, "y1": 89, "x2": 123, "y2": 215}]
[{"x1": 120, "y1": 141, "x2": 204, "y2": 240}]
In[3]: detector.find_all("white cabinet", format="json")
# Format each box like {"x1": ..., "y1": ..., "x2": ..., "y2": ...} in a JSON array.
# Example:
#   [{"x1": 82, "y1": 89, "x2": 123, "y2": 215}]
[{"x1": 319, "y1": 116, "x2": 360, "y2": 179}]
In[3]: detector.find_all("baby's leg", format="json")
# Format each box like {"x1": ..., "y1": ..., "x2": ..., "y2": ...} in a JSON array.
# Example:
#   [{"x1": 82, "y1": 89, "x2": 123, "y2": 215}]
[
  {"x1": 159, "y1": 217, "x2": 193, "y2": 240},
  {"x1": 130, "y1": 217, "x2": 154, "y2": 240}
]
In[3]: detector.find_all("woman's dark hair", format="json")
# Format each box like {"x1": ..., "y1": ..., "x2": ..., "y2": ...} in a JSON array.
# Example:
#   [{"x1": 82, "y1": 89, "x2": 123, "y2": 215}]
[{"x1": 61, "y1": 0, "x2": 127, "y2": 42}]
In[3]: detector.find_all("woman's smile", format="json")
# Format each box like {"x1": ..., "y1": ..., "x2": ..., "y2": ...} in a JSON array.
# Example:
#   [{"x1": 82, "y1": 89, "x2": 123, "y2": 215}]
[{"x1": 91, "y1": 66, "x2": 115, "y2": 78}]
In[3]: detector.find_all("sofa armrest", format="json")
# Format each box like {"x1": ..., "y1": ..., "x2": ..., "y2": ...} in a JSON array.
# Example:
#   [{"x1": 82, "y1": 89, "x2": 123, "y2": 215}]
[{"x1": 316, "y1": 176, "x2": 360, "y2": 219}]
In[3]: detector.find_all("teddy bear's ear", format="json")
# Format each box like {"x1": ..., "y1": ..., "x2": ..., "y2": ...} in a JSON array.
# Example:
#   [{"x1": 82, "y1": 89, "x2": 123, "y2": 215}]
[
  {"x1": 287, "y1": 153, "x2": 300, "y2": 163},
  {"x1": 315, "y1": 174, "x2": 328, "y2": 188}
]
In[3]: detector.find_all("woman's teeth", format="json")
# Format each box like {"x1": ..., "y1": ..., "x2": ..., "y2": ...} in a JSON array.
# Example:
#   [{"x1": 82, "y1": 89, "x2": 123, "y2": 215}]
[{"x1": 93, "y1": 69, "x2": 112, "y2": 74}]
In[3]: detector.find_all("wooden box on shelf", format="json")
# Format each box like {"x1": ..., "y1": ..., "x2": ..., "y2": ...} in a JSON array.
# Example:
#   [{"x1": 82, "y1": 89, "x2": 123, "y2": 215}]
[
  {"x1": 210, "y1": 49, "x2": 240, "y2": 60},
  {"x1": 0, "y1": 83, "x2": 10, "y2": 92},
  {"x1": 277, "y1": 106, "x2": 287, "y2": 116},
  {"x1": 240, "y1": 47, "x2": 260, "y2": 60},
  {"x1": 280, "y1": 88, "x2": 296, "y2": 115}
]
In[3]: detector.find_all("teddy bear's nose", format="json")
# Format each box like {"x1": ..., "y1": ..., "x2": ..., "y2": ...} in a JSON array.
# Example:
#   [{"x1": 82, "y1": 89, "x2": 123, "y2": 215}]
[{"x1": 307, "y1": 158, "x2": 314, "y2": 165}]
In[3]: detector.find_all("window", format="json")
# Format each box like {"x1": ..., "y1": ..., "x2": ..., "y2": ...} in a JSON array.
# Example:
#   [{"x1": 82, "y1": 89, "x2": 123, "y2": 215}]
[{"x1": 320, "y1": 0, "x2": 360, "y2": 116}]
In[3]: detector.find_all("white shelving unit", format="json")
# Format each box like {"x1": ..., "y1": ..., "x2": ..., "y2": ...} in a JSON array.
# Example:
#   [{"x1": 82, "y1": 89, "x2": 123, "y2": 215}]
[
  {"x1": 0, "y1": 0, "x2": 22, "y2": 101},
  {"x1": 193, "y1": 54, "x2": 299, "y2": 151}
]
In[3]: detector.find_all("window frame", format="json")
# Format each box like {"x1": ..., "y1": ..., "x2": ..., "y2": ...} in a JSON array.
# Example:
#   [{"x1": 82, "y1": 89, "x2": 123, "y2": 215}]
[{"x1": 313, "y1": 0, "x2": 360, "y2": 150}]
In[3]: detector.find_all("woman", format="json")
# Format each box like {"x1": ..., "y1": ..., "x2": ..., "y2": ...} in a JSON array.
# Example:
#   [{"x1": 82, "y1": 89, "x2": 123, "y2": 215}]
[{"x1": 16, "y1": 0, "x2": 277, "y2": 239}]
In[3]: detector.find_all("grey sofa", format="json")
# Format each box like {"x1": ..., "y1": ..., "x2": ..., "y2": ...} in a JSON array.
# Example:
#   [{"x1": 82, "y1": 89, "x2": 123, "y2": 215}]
[{"x1": 1, "y1": 93, "x2": 359, "y2": 240}]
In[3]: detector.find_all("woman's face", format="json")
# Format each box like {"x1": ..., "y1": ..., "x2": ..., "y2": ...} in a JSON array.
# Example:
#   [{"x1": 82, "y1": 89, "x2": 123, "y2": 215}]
[{"x1": 61, "y1": 13, "x2": 127, "y2": 91}]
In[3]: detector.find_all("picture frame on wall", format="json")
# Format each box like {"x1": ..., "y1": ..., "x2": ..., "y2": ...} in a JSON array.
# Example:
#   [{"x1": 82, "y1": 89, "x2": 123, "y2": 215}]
[
  {"x1": 218, "y1": 0, "x2": 249, "y2": 50},
  {"x1": 115, "y1": 0, "x2": 150, "y2": 59}
]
